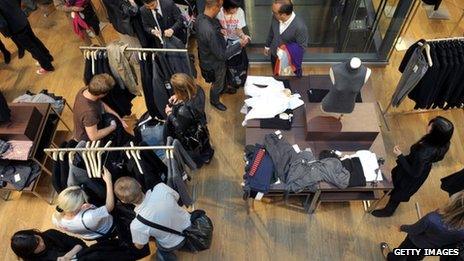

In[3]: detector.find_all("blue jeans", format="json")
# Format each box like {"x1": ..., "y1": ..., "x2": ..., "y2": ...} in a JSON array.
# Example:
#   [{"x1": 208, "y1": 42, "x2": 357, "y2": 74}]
[{"x1": 140, "y1": 123, "x2": 165, "y2": 159}]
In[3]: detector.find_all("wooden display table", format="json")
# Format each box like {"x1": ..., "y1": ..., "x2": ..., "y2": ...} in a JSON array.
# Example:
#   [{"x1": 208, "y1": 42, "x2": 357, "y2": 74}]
[
  {"x1": 244, "y1": 75, "x2": 393, "y2": 214},
  {"x1": 305, "y1": 103, "x2": 380, "y2": 142}
]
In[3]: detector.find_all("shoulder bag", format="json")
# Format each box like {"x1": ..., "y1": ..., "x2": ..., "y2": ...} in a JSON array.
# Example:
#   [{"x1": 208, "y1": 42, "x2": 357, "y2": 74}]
[{"x1": 136, "y1": 209, "x2": 213, "y2": 252}]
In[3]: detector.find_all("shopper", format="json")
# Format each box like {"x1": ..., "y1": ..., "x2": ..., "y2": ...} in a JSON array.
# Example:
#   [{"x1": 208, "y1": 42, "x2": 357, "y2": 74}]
[
  {"x1": 196, "y1": 0, "x2": 248, "y2": 111},
  {"x1": 380, "y1": 191, "x2": 464, "y2": 260},
  {"x1": 53, "y1": 0, "x2": 105, "y2": 45},
  {"x1": 73, "y1": 73, "x2": 128, "y2": 142},
  {"x1": 216, "y1": 0, "x2": 250, "y2": 90},
  {"x1": 165, "y1": 73, "x2": 214, "y2": 165},
  {"x1": 264, "y1": 0, "x2": 308, "y2": 74},
  {"x1": 114, "y1": 176, "x2": 192, "y2": 260},
  {"x1": 11, "y1": 229, "x2": 86, "y2": 260},
  {"x1": 0, "y1": 0, "x2": 54, "y2": 74},
  {"x1": 372, "y1": 116, "x2": 454, "y2": 217},
  {"x1": 140, "y1": 0, "x2": 186, "y2": 47},
  {"x1": 52, "y1": 168, "x2": 115, "y2": 241}
]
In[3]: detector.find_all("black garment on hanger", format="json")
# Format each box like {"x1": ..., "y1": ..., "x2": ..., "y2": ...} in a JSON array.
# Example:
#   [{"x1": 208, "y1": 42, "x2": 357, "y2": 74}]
[{"x1": 140, "y1": 58, "x2": 164, "y2": 119}]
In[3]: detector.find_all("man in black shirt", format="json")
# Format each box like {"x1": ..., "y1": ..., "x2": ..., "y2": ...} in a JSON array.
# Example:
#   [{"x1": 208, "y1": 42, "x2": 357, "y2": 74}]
[{"x1": 195, "y1": 0, "x2": 248, "y2": 111}]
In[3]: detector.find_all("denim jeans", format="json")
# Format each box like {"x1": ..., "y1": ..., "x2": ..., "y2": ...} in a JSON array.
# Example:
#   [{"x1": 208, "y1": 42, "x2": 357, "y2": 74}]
[{"x1": 140, "y1": 123, "x2": 165, "y2": 159}]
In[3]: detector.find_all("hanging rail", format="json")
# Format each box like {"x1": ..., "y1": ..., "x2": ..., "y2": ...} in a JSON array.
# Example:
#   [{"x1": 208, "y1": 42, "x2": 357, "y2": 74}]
[
  {"x1": 79, "y1": 46, "x2": 187, "y2": 53},
  {"x1": 44, "y1": 145, "x2": 174, "y2": 153},
  {"x1": 427, "y1": 36, "x2": 464, "y2": 42}
]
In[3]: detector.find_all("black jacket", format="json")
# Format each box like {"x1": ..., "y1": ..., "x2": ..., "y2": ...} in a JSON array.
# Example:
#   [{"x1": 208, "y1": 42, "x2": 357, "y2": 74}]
[
  {"x1": 195, "y1": 13, "x2": 241, "y2": 71},
  {"x1": 27, "y1": 229, "x2": 87, "y2": 261},
  {"x1": 103, "y1": 0, "x2": 139, "y2": 36},
  {"x1": 0, "y1": 0, "x2": 28, "y2": 36},
  {"x1": 390, "y1": 142, "x2": 446, "y2": 202},
  {"x1": 441, "y1": 168, "x2": 464, "y2": 197},
  {"x1": 140, "y1": 0, "x2": 184, "y2": 39}
]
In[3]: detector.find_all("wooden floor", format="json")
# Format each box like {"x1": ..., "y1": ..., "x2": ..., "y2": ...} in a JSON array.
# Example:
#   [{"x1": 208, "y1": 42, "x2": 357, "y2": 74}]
[{"x1": 0, "y1": 5, "x2": 463, "y2": 261}]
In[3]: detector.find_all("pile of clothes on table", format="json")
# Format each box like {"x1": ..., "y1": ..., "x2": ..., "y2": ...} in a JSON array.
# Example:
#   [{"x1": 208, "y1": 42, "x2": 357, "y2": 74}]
[
  {"x1": 243, "y1": 132, "x2": 384, "y2": 199},
  {"x1": 241, "y1": 76, "x2": 304, "y2": 130}
]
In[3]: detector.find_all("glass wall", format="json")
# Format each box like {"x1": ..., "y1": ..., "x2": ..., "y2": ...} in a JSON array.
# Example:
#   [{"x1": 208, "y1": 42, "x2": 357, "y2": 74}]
[{"x1": 244, "y1": 0, "x2": 416, "y2": 63}]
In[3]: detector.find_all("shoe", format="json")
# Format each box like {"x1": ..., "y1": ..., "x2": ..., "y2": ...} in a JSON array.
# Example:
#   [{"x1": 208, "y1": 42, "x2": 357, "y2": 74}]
[
  {"x1": 371, "y1": 199, "x2": 400, "y2": 217},
  {"x1": 224, "y1": 88, "x2": 237, "y2": 94},
  {"x1": 3, "y1": 50, "x2": 11, "y2": 64},
  {"x1": 204, "y1": 149, "x2": 215, "y2": 164},
  {"x1": 36, "y1": 68, "x2": 53, "y2": 75},
  {"x1": 210, "y1": 101, "x2": 227, "y2": 111},
  {"x1": 35, "y1": 61, "x2": 40, "y2": 67},
  {"x1": 18, "y1": 48, "x2": 25, "y2": 59},
  {"x1": 380, "y1": 242, "x2": 391, "y2": 260}
]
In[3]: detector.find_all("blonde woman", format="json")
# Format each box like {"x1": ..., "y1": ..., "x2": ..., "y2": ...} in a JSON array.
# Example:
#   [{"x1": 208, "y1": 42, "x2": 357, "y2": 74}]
[
  {"x1": 165, "y1": 73, "x2": 214, "y2": 166},
  {"x1": 380, "y1": 191, "x2": 464, "y2": 260},
  {"x1": 52, "y1": 168, "x2": 115, "y2": 241}
]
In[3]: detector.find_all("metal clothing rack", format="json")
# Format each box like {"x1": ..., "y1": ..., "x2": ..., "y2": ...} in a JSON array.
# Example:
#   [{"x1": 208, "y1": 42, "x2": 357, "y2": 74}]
[
  {"x1": 380, "y1": 36, "x2": 464, "y2": 130},
  {"x1": 78, "y1": 45, "x2": 193, "y2": 76}
]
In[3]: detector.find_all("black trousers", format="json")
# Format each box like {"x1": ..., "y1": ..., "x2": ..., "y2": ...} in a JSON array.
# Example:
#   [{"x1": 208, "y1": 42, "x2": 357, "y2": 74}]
[
  {"x1": 211, "y1": 65, "x2": 226, "y2": 104},
  {"x1": 11, "y1": 24, "x2": 54, "y2": 70},
  {"x1": 271, "y1": 54, "x2": 277, "y2": 74},
  {"x1": 387, "y1": 236, "x2": 424, "y2": 261}
]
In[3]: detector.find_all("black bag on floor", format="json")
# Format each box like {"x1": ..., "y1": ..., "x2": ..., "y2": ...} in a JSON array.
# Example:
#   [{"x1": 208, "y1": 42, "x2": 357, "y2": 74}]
[{"x1": 136, "y1": 209, "x2": 213, "y2": 252}]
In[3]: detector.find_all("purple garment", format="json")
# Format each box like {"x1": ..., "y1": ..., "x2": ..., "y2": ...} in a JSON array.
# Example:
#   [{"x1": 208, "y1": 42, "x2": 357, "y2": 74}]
[{"x1": 285, "y1": 42, "x2": 304, "y2": 77}]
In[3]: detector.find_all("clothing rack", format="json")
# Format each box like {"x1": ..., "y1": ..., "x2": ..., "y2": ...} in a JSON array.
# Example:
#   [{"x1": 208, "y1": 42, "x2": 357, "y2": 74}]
[
  {"x1": 380, "y1": 36, "x2": 464, "y2": 130},
  {"x1": 44, "y1": 145, "x2": 174, "y2": 153},
  {"x1": 79, "y1": 45, "x2": 194, "y2": 81},
  {"x1": 79, "y1": 46, "x2": 188, "y2": 53}
]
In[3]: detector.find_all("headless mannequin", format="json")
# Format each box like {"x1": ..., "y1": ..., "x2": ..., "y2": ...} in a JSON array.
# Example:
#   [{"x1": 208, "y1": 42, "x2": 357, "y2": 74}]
[{"x1": 322, "y1": 57, "x2": 371, "y2": 118}]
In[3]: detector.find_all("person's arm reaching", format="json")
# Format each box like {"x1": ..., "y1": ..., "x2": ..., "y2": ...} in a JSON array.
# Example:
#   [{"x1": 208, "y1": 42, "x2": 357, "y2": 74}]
[
  {"x1": 264, "y1": 19, "x2": 275, "y2": 56},
  {"x1": 165, "y1": 2, "x2": 185, "y2": 36},
  {"x1": 85, "y1": 124, "x2": 116, "y2": 141},
  {"x1": 400, "y1": 213, "x2": 431, "y2": 235},
  {"x1": 57, "y1": 245, "x2": 84, "y2": 261},
  {"x1": 102, "y1": 167, "x2": 115, "y2": 212},
  {"x1": 102, "y1": 102, "x2": 128, "y2": 128}
]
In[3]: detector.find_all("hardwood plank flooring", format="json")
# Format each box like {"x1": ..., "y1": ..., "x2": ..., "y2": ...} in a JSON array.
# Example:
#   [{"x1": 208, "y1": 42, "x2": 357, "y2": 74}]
[{"x1": 0, "y1": 5, "x2": 462, "y2": 261}]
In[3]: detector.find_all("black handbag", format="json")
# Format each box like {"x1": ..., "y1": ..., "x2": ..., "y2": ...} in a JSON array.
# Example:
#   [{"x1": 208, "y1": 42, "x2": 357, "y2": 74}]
[
  {"x1": 226, "y1": 48, "x2": 249, "y2": 88},
  {"x1": 136, "y1": 209, "x2": 213, "y2": 252}
]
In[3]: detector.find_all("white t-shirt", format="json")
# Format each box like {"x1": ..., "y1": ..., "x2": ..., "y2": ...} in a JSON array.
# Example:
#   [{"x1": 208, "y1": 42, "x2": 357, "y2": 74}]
[
  {"x1": 216, "y1": 7, "x2": 246, "y2": 40},
  {"x1": 131, "y1": 183, "x2": 191, "y2": 248},
  {"x1": 52, "y1": 206, "x2": 114, "y2": 240}
]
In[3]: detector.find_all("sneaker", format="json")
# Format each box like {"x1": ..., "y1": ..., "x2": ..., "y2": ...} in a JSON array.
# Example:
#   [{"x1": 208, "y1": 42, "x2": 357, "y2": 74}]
[
  {"x1": 379, "y1": 242, "x2": 391, "y2": 260},
  {"x1": 36, "y1": 68, "x2": 52, "y2": 75}
]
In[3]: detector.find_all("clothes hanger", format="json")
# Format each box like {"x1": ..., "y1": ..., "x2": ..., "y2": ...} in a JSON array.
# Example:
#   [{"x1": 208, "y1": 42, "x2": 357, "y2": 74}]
[
  {"x1": 68, "y1": 151, "x2": 76, "y2": 168},
  {"x1": 419, "y1": 42, "x2": 433, "y2": 67},
  {"x1": 89, "y1": 141, "x2": 99, "y2": 178},
  {"x1": 81, "y1": 143, "x2": 92, "y2": 179},
  {"x1": 129, "y1": 141, "x2": 143, "y2": 175},
  {"x1": 138, "y1": 51, "x2": 142, "y2": 61},
  {"x1": 85, "y1": 141, "x2": 97, "y2": 178},
  {"x1": 91, "y1": 51, "x2": 96, "y2": 76},
  {"x1": 59, "y1": 151, "x2": 65, "y2": 161},
  {"x1": 97, "y1": 141, "x2": 112, "y2": 178},
  {"x1": 93, "y1": 140, "x2": 101, "y2": 178},
  {"x1": 52, "y1": 151, "x2": 58, "y2": 161}
]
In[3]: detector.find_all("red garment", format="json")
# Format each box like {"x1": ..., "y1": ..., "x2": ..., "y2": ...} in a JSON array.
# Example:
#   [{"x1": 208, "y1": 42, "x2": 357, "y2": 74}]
[
  {"x1": 248, "y1": 149, "x2": 266, "y2": 177},
  {"x1": 67, "y1": 0, "x2": 91, "y2": 38}
]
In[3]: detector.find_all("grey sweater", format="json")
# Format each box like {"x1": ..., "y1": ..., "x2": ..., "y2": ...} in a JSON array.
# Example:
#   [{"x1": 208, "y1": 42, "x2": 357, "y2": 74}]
[{"x1": 265, "y1": 15, "x2": 309, "y2": 56}]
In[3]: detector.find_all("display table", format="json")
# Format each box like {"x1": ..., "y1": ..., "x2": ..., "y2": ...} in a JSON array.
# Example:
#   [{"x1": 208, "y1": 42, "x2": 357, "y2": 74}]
[
  {"x1": 0, "y1": 102, "x2": 71, "y2": 204},
  {"x1": 244, "y1": 75, "x2": 393, "y2": 214}
]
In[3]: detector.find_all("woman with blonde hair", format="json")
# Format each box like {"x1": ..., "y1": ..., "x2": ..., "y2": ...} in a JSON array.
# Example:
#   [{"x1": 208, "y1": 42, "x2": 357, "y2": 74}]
[
  {"x1": 165, "y1": 73, "x2": 214, "y2": 167},
  {"x1": 380, "y1": 191, "x2": 464, "y2": 260},
  {"x1": 52, "y1": 168, "x2": 115, "y2": 241}
]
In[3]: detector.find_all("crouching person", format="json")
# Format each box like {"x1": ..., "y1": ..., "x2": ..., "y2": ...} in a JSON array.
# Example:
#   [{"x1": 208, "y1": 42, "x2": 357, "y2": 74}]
[{"x1": 114, "y1": 177, "x2": 192, "y2": 260}]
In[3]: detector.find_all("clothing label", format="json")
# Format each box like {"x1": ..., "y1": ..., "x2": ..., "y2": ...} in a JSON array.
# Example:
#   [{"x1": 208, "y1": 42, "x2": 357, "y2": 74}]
[
  {"x1": 165, "y1": 82, "x2": 172, "y2": 90},
  {"x1": 14, "y1": 174, "x2": 21, "y2": 182},
  {"x1": 182, "y1": 173, "x2": 188, "y2": 181},
  {"x1": 255, "y1": 192, "x2": 264, "y2": 200},
  {"x1": 292, "y1": 144, "x2": 301, "y2": 153},
  {"x1": 413, "y1": 65, "x2": 418, "y2": 73}
]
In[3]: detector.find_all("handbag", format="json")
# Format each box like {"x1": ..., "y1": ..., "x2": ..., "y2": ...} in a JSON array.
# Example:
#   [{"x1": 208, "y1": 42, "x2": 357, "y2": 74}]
[{"x1": 136, "y1": 209, "x2": 213, "y2": 252}]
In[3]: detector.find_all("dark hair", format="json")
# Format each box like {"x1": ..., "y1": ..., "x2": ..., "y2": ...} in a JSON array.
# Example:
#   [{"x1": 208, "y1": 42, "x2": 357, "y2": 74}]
[
  {"x1": 11, "y1": 230, "x2": 41, "y2": 259},
  {"x1": 274, "y1": 0, "x2": 293, "y2": 15},
  {"x1": 414, "y1": 116, "x2": 453, "y2": 161},
  {"x1": 223, "y1": 0, "x2": 240, "y2": 11}
]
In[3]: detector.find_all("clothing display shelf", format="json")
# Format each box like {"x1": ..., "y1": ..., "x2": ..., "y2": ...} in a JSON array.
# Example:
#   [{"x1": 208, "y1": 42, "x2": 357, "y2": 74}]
[
  {"x1": 379, "y1": 36, "x2": 464, "y2": 130},
  {"x1": 0, "y1": 102, "x2": 73, "y2": 204},
  {"x1": 79, "y1": 45, "x2": 194, "y2": 79}
]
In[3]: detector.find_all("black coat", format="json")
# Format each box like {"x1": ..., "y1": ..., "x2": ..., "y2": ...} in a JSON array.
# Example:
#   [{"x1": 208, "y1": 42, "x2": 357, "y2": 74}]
[
  {"x1": 140, "y1": 0, "x2": 185, "y2": 42},
  {"x1": 103, "y1": 0, "x2": 139, "y2": 36},
  {"x1": 441, "y1": 168, "x2": 464, "y2": 197},
  {"x1": 390, "y1": 143, "x2": 446, "y2": 202},
  {"x1": 0, "y1": 0, "x2": 28, "y2": 36},
  {"x1": 28, "y1": 229, "x2": 87, "y2": 261}
]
